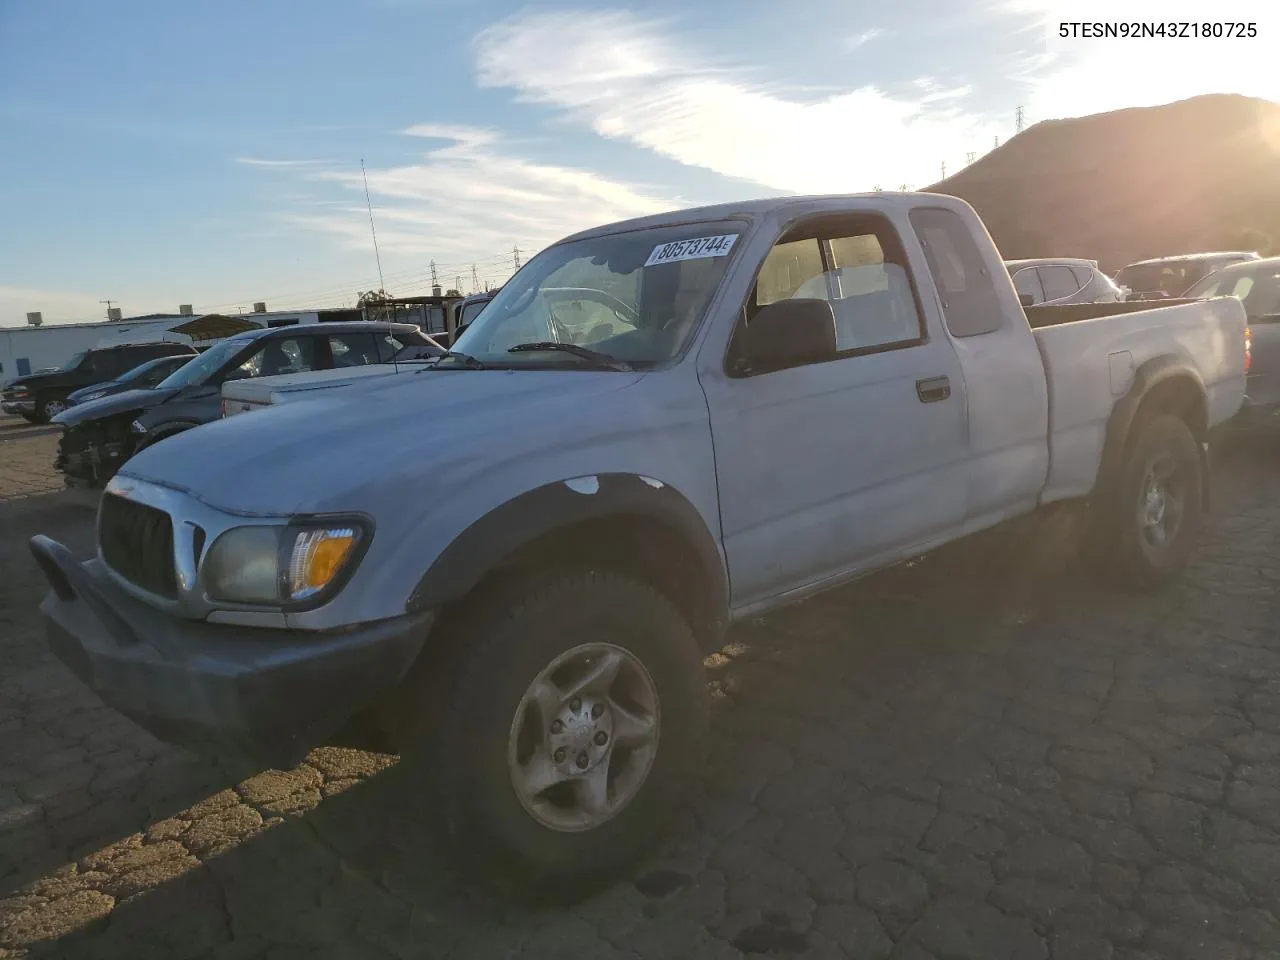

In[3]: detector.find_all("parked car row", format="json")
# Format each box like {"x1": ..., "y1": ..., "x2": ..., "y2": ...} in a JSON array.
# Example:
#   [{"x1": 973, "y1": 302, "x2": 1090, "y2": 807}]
[
  {"x1": 1, "y1": 340, "x2": 197, "y2": 423},
  {"x1": 49, "y1": 322, "x2": 442, "y2": 488},
  {"x1": 30, "y1": 192, "x2": 1249, "y2": 896}
]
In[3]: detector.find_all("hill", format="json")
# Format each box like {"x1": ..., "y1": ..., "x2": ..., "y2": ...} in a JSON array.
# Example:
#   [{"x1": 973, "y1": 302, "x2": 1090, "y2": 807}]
[{"x1": 930, "y1": 94, "x2": 1280, "y2": 272}]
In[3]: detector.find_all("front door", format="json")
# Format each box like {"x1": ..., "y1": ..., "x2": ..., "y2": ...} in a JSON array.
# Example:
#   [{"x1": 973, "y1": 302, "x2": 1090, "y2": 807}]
[{"x1": 701, "y1": 213, "x2": 971, "y2": 609}]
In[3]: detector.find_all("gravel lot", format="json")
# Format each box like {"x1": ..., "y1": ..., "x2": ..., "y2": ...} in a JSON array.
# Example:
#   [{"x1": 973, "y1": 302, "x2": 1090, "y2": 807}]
[{"x1": 2, "y1": 417, "x2": 1280, "y2": 959}]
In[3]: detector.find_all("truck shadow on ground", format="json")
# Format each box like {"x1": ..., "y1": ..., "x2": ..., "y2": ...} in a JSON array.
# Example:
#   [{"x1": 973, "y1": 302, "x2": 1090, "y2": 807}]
[{"x1": 6, "y1": 426, "x2": 1278, "y2": 958}]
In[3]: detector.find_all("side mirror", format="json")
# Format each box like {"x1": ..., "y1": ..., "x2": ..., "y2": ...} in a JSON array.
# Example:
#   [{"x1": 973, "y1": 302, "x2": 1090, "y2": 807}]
[
  {"x1": 1018, "y1": 293, "x2": 1036, "y2": 308},
  {"x1": 737, "y1": 298, "x2": 837, "y2": 373}
]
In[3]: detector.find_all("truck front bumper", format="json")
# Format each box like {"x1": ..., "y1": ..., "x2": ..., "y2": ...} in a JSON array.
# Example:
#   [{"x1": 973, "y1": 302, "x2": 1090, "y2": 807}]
[
  {"x1": 1, "y1": 399, "x2": 35, "y2": 416},
  {"x1": 30, "y1": 535, "x2": 432, "y2": 770}
]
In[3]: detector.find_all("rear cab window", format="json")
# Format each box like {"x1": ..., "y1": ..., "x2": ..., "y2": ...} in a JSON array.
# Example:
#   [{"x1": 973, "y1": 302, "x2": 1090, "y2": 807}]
[{"x1": 908, "y1": 208, "x2": 1004, "y2": 337}]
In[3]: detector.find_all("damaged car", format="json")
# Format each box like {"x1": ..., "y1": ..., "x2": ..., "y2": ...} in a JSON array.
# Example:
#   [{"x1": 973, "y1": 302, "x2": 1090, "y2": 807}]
[{"x1": 52, "y1": 321, "x2": 439, "y2": 488}]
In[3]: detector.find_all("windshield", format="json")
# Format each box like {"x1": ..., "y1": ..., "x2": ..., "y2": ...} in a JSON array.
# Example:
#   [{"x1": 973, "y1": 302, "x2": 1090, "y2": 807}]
[
  {"x1": 119, "y1": 356, "x2": 172, "y2": 382},
  {"x1": 61, "y1": 351, "x2": 86, "y2": 371},
  {"x1": 1186, "y1": 267, "x2": 1280, "y2": 318},
  {"x1": 451, "y1": 221, "x2": 745, "y2": 368},
  {"x1": 156, "y1": 337, "x2": 251, "y2": 389}
]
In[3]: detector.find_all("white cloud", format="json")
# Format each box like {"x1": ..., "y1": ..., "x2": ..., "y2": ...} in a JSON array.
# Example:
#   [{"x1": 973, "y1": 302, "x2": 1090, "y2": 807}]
[
  {"x1": 845, "y1": 28, "x2": 885, "y2": 50},
  {"x1": 474, "y1": 10, "x2": 1000, "y2": 193},
  {"x1": 277, "y1": 125, "x2": 678, "y2": 263}
]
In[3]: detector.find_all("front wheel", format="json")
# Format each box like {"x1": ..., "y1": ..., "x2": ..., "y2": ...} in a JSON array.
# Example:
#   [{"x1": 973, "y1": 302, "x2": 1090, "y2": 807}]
[
  {"x1": 34, "y1": 397, "x2": 68, "y2": 423},
  {"x1": 421, "y1": 570, "x2": 707, "y2": 896},
  {"x1": 1108, "y1": 414, "x2": 1204, "y2": 589}
]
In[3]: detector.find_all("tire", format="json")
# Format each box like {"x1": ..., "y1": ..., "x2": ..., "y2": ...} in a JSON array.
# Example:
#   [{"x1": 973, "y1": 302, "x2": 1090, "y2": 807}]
[
  {"x1": 417, "y1": 569, "x2": 707, "y2": 898},
  {"x1": 1107, "y1": 414, "x2": 1204, "y2": 590},
  {"x1": 37, "y1": 397, "x2": 68, "y2": 422}
]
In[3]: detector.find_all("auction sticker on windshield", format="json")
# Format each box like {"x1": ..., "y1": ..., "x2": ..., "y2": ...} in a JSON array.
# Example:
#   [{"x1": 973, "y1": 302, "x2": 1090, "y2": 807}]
[{"x1": 644, "y1": 234, "x2": 738, "y2": 267}]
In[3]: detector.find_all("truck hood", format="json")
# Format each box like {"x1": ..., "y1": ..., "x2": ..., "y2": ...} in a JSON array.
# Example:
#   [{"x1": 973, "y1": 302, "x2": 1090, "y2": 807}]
[
  {"x1": 53, "y1": 387, "x2": 176, "y2": 426},
  {"x1": 120, "y1": 370, "x2": 646, "y2": 514}
]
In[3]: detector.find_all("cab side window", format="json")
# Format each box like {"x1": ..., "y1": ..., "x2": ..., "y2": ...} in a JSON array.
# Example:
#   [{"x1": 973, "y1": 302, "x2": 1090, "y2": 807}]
[
  {"x1": 1012, "y1": 268, "x2": 1043, "y2": 305},
  {"x1": 328, "y1": 333, "x2": 380, "y2": 368},
  {"x1": 231, "y1": 336, "x2": 320, "y2": 379},
  {"x1": 735, "y1": 214, "x2": 924, "y2": 370}
]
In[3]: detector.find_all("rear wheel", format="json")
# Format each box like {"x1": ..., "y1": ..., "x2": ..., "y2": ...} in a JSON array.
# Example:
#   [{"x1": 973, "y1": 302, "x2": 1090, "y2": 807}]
[
  {"x1": 416, "y1": 570, "x2": 707, "y2": 897},
  {"x1": 1108, "y1": 414, "x2": 1203, "y2": 589}
]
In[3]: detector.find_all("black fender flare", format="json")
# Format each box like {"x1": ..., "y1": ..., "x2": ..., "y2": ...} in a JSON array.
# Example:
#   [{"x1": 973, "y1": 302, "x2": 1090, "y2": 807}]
[
  {"x1": 406, "y1": 473, "x2": 729, "y2": 644},
  {"x1": 1093, "y1": 355, "x2": 1209, "y2": 510}
]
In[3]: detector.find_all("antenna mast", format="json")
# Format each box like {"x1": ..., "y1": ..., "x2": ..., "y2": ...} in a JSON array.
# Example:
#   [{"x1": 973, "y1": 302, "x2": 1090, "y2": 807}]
[{"x1": 360, "y1": 159, "x2": 386, "y2": 297}]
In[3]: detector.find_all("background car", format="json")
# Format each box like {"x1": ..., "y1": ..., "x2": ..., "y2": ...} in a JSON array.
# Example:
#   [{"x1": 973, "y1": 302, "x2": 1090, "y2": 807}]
[
  {"x1": 1114, "y1": 251, "x2": 1260, "y2": 301},
  {"x1": 1005, "y1": 258, "x2": 1125, "y2": 306},
  {"x1": 1184, "y1": 256, "x2": 1280, "y2": 417},
  {"x1": 0, "y1": 340, "x2": 196, "y2": 423},
  {"x1": 51, "y1": 322, "x2": 441, "y2": 488},
  {"x1": 65, "y1": 353, "x2": 197, "y2": 406}
]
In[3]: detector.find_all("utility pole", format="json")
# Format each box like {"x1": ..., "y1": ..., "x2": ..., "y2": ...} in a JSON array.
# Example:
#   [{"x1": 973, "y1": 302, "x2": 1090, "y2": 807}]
[
  {"x1": 940, "y1": 161, "x2": 947, "y2": 179},
  {"x1": 966, "y1": 151, "x2": 976, "y2": 166},
  {"x1": 1015, "y1": 105, "x2": 1025, "y2": 134},
  {"x1": 513, "y1": 244, "x2": 522, "y2": 270}
]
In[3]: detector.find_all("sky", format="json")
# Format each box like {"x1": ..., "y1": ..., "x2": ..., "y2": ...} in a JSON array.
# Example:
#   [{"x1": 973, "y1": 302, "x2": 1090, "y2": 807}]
[{"x1": 1, "y1": 0, "x2": 1277, "y2": 325}]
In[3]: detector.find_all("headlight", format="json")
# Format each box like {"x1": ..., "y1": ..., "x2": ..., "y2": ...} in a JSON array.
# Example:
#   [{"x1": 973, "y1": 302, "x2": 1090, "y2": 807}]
[
  {"x1": 202, "y1": 520, "x2": 368, "y2": 605},
  {"x1": 130, "y1": 420, "x2": 148, "y2": 434}
]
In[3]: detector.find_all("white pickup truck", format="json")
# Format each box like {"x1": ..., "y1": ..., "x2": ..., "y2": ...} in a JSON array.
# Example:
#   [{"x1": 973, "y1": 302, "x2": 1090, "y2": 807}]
[
  {"x1": 32, "y1": 193, "x2": 1245, "y2": 896},
  {"x1": 220, "y1": 359, "x2": 436, "y2": 417}
]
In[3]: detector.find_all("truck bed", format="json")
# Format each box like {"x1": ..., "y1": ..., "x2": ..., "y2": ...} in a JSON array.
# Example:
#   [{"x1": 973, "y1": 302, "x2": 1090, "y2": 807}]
[
  {"x1": 1023, "y1": 298, "x2": 1200, "y2": 328},
  {"x1": 1032, "y1": 296, "x2": 1247, "y2": 503}
]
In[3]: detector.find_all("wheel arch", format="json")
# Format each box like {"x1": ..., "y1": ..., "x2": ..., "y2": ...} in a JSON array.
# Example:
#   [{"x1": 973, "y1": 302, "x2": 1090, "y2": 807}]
[
  {"x1": 1095, "y1": 355, "x2": 1209, "y2": 509},
  {"x1": 407, "y1": 474, "x2": 730, "y2": 652}
]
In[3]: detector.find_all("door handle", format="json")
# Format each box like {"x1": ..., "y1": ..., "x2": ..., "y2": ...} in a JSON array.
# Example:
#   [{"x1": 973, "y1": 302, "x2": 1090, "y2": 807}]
[{"x1": 916, "y1": 376, "x2": 951, "y2": 403}]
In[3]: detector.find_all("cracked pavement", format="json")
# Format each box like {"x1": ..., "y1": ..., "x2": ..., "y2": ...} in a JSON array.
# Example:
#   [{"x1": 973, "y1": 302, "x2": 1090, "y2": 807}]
[{"x1": 2, "y1": 424, "x2": 1280, "y2": 958}]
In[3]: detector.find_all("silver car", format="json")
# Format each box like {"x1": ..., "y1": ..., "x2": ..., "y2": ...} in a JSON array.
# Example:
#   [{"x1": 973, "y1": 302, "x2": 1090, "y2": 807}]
[{"x1": 1006, "y1": 258, "x2": 1125, "y2": 306}]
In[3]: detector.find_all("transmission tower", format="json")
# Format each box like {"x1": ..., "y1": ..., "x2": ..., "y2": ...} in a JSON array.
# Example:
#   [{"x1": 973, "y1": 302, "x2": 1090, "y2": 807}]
[
  {"x1": 471, "y1": 265, "x2": 481, "y2": 293},
  {"x1": 966, "y1": 151, "x2": 977, "y2": 166},
  {"x1": 1016, "y1": 105, "x2": 1025, "y2": 133},
  {"x1": 994, "y1": 135, "x2": 1000, "y2": 149},
  {"x1": 513, "y1": 244, "x2": 522, "y2": 270},
  {"x1": 430, "y1": 261, "x2": 439, "y2": 287}
]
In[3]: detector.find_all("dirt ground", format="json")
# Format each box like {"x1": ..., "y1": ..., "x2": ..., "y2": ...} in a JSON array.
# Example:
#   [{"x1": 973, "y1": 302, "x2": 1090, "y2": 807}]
[{"x1": 2, "y1": 417, "x2": 1280, "y2": 959}]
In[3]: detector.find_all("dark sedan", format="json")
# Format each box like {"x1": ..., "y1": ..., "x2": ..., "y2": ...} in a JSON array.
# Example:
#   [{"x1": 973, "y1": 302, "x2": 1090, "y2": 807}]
[
  {"x1": 1185, "y1": 257, "x2": 1280, "y2": 420},
  {"x1": 66, "y1": 353, "x2": 197, "y2": 406}
]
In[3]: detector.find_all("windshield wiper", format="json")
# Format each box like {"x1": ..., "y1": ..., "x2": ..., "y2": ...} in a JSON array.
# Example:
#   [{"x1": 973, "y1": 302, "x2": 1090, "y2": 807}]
[
  {"x1": 424, "y1": 350, "x2": 487, "y2": 371},
  {"x1": 507, "y1": 342, "x2": 633, "y2": 371}
]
